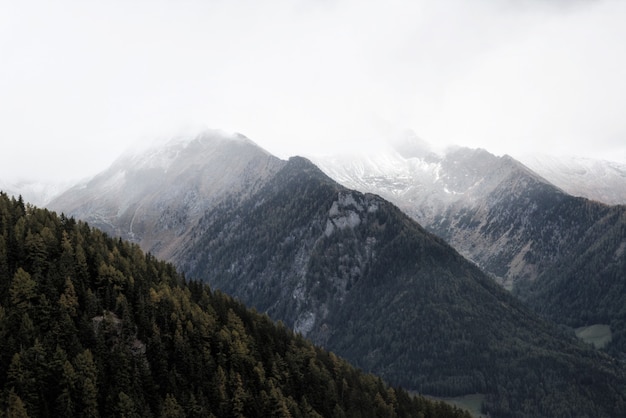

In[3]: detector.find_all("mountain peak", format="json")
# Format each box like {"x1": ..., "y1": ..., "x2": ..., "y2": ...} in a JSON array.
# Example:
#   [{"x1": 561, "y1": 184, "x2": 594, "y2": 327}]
[
  {"x1": 49, "y1": 130, "x2": 285, "y2": 260},
  {"x1": 125, "y1": 128, "x2": 247, "y2": 153},
  {"x1": 118, "y1": 129, "x2": 270, "y2": 171},
  {"x1": 389, "y1": 131, "x2": 438, "y2": 160}
]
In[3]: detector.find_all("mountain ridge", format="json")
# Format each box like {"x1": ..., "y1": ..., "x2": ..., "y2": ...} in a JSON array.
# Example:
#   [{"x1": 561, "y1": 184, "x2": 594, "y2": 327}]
[
  {"x1": 311, "y1": 140, "x2": 626, "y2": 358},
  {"x1": 519, "y1": 153, "x2": 626, "y2": 205}
]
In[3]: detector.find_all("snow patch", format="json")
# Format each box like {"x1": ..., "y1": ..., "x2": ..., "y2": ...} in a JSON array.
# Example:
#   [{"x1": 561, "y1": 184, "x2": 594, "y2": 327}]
[
  {"x1": 337, "y1": 192, "x2": 363, "y2": 211},
  {"x1": 324, "y1": 220, "x2": 335, "y2": 237},
  {"x1": 329, "y1": 201, "x2": 340, "y2": 217},
  {"x1": 326, "y1": 192, "x2": 367, "y2": 236},
  {"x1": 294, "y1": 311, "x2": 316, "y2": 336},
  {"x1": 332, "y1": 211, "x2": 361, "y2": 230},
  {"x1": 615, "y1": 241, "x2": 626, "y2": 260}
]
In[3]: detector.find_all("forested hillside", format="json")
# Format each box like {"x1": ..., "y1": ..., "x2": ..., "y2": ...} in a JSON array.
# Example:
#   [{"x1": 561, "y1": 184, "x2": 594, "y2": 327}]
[
  {"x1": 0, "y1": 192, "x2": 469, "y2": 417},
  {"x1": 515, "y1": 201, "x2": 626, "y2": 357},
  {"x1": 177, "y1": 157, "x2": 626, "y2": 417}
]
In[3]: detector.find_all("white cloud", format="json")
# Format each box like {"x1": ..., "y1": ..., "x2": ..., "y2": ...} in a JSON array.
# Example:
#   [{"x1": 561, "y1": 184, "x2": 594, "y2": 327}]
[{"x1": 1, "y1": 0, "x2": 625, "y2": 181}]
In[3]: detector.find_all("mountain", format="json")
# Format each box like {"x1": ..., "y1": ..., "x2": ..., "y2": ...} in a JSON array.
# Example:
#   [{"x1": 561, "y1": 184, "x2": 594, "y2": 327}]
[
  {"x1": 311, "y1": 139, "x2": 626, "y2": 358},
  {"x1": 519, "y1": 153, "x2": 626, "y2": 205},
  {"x1": 310, "y1": 143, "x2": 566, "y2": 289},
  {"x1": 173, "y1": 155, "x2": 626, "y2": 417},
  {"x1": 0, "y1": 192, "x2": 470, "y2": 417},
  {"x1": 49, "y1": 132, "x2": 626, "y2": 416},
  {"x1": 0, "y1": 179, "x2": 72, "y2": 207},
  {"x1": 49, "y1": 130, "x2": 285, "y2": 261},
  {"x1": 514, "y1": 202, "x2": 626, "y2": 356}
]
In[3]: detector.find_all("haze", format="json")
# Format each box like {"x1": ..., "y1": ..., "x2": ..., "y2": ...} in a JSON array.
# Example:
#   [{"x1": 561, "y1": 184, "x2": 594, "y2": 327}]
[{"x1": 2, "y1": 0, "x2": 625, "y2": 182}]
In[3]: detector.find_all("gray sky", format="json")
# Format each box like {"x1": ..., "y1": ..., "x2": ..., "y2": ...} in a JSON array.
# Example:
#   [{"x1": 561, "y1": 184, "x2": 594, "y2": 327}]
[{"x1": 2, "y1": 0, "x2": 626, "y2": 182}]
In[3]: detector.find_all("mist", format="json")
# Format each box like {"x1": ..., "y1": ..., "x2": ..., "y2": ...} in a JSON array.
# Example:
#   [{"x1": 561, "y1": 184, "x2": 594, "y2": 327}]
[{"x1": 1, "y1": 0, "x2": 625, "y2": 182}]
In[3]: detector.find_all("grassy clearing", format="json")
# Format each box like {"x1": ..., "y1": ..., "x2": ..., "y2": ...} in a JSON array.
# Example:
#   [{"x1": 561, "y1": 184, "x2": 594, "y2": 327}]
[
  {"x1": 425, "y1": 394, "x2": 486, "y2": 417},
  {"x1": 575, "y1": 324, "x2": 612, "y2": 349}
]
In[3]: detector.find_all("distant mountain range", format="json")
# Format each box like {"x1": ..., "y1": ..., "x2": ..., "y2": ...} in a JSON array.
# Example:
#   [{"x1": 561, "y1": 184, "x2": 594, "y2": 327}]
[
  {"x1": 46, "y1": 131, "x2": 626, "y2": 417},
  {"x1": 519, "y1": 153, "x2": 626, "y2": 205},
  {"x1": 310, "y1": 136, "x2": 626, "y2": 357},
  {"x1": 0, "y1": 179, "x2": 73, "y2": 207}
]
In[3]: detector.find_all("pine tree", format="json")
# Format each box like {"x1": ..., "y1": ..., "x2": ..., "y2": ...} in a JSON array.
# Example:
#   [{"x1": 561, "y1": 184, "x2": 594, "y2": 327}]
[
  {"x1": 161, "y1": 394, "x2": 185, "y2": 418},
  {"x1": 9, "y1": 268, "x2": 36, "y2": 312},
  {"x1": 55, "y1": 360, "x2": 77, "y2": 417},
  {"x1": 116, "y1": 392, "x2": 140, "y2": 418},
  {"x1": 74, "y1": 349, "x2": 99, "y2": 418},
  {"x1": 6, "y1": 389, "x2": 30, "y2": 418}
]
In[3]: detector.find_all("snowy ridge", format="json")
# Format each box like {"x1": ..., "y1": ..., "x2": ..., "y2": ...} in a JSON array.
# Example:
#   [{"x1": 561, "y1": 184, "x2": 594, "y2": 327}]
[
  {"x1": 120, "y1": 129, "x2": 261, "y2": 172},
  {"x1": 309, "y1": 139, "x2": 573, "y2": 288},
  {"x1": 124, "y1": 128, "x2": 242, "y2": 155},
  {"x1": 518, "y1": 153, "x2": 626, "y2": 205},
  {"x1": 311, "y1": 147, "x2": 441, "y2": 199}
]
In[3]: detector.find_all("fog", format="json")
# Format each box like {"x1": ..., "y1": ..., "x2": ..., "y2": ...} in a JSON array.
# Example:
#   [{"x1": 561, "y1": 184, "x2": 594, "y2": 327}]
[{"x1": 1, "y1": 0, "x2": 625, "y2": 182}]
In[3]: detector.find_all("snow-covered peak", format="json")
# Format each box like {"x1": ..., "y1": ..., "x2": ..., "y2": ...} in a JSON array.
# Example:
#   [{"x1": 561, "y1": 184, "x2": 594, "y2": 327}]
[
  {"x1": 116, "y1": 129, "x2": 263, "y2": 172},
  {"x1": 518, "y1": 153, "x2": 626, "y2": 205},
  {"x1": 124, "y1": 129, "x2": 246, "y2": 155}
]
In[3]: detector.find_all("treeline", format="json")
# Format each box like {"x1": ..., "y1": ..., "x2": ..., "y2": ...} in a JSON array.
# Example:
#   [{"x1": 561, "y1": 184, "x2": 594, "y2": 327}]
[{"x1": 0, "y1": 192, "x2": 469, "y2": 417}]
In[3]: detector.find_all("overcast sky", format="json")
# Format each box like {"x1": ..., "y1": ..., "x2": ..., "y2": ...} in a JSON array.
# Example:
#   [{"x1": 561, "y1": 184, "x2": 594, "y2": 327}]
[{"x1": 2, "y1": 0, "x2": 626, "y2": 182}]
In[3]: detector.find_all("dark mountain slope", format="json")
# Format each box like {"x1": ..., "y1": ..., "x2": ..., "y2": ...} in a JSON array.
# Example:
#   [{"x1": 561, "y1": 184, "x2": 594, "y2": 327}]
[
  {"x1": 0, "y1": 192, "x2": 470, "y2": 417},
  {"x1": 516, "y1": 202, "x2": 626, "y2": 355},
  {"x1": 178, "y1": 157, "x2": 626, "y2": 417}
]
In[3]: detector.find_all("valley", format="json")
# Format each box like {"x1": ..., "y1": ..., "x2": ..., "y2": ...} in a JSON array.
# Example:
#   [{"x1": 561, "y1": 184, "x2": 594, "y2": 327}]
[{"x1": 576, "y1": 324, "x2": 613, "y2": 349}]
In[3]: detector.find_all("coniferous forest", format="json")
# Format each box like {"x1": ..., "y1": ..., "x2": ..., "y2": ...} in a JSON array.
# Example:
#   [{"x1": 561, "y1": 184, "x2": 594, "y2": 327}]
[{"x1": 0, "y1": 192, "x2": 470, "y2": 417}]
